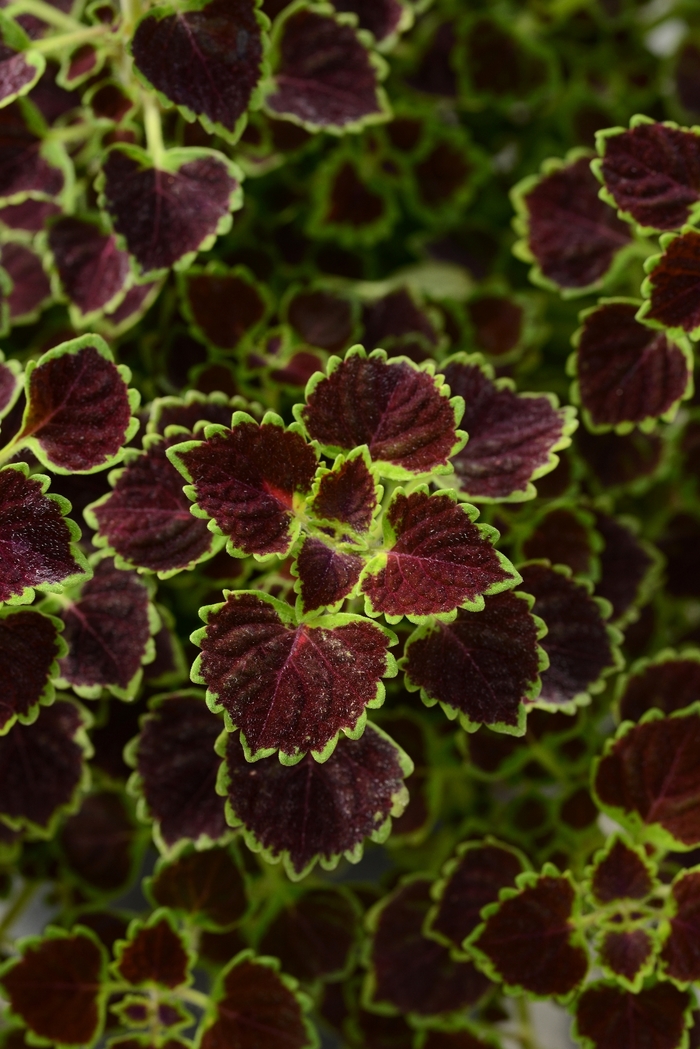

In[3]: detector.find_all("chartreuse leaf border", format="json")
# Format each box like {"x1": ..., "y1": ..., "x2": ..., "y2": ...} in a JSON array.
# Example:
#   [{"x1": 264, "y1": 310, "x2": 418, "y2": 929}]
[
  {"x1": 511, "y1": 499, "x2": 604, "y2": 582},
  {"x1": 0, "y1": 349, "x2": 22, "y2": 420},
  {"x1": 110, "y1": 906, "x2": 196, "y2": 989},
  {"x1": 177, "y1": 260, "x2": 274, "y2": 353},
  {"x1": 0, "y1": 96, "x2": 76, "y2": 211},
  {"x1": 637, "y1": 224, "x2": 700, "y2": 341},
  {"x1": 0, "y1": 10, "x2": 45, "y2": 109},
  {"x1": 215, "y1": 721, "x2": 413, "y2": 881},
  {"x1": 570, "y1": 979, "x2": 695, "y2": 1049},
  {"x1": 0, "y1": 605, "x2": 67, "y2": 736},
  {"x1": 613, "y1": 646, "x2": 700, "y2": 724},
  {"x1": 192, "y1": 588, "x2": 398, "y2": 764},
  {"x1": 306, "y1": 144, "x2": 400, "y2": 248},
  {"x1": 142, "y1": 841, "x2": 252, "y2": 932}
]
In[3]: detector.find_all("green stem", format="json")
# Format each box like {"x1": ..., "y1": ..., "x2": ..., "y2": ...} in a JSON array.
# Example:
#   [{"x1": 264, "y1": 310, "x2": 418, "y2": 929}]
[
  {"x1": 0, "y1": 435, "x2": 25, "y2": 468},
  {"x1": 32, "y1": 23, "x2": 109, "y2": 54},
  {"x1": 4, "y1": 0, "x2": 83, "y2": 31},
  {"x1": 142, "y1": 92, "x2": 165, "y2": 168},
  {"x1": 119, "y1": 0, "x2": 141, "y2": 35},
  {"x1": 0, "y1": 880, "x2": 37, "y2": 940},
  {"x1": 177, "y1": 987, "x2": 211, "y2": 1012},
  {"x1": 524, "y1": 732, "x2": 568, "y2": 782},
  {"x1": 517, "y1": 996, "x2": 538, "y2": 1049}
]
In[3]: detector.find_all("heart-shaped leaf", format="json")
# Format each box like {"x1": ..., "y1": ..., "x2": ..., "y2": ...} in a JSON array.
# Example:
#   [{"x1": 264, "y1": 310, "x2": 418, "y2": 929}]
[
  {"x1": 47, "y1": 215, "x2": 131, "y2": 323},
  {"x1": 113, "y1": 911, "x2": 191, "y2": 989},
  {"x1": 0, "y1": 606, "x2": 64, "y2": 734},
  {"x1": 145, "y1": 844, "x2": 247, "y2": 930}
]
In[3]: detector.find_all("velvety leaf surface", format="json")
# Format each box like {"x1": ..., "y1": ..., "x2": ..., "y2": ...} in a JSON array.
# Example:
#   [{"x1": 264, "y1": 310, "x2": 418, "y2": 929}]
[
  {"x1": 403, "y1": 591, "x2": 542, "y2": 729},
  {"x1": 195, "y1": 592, "x2": 393, "y2": 760},
  {"x1": 361, "y1": 490, "x2": 514, "y2": 620},
  {"x1": 1, "y1": 931, "x2": 105, "y2": 1045},
  {"x1": 131, "y1": 0, "x2": 264, "y2": 136},
  {"x1": 471, "y1": 873, "x2": 588, "y2": 997},
  {"x1": 594, "y1": 511, "x2": 655, "y2": 622},
  {"x1": 0, "y1": 102, "x2": 66, "y2": 202},
  {"x1": 599, "y1": 929, "x2": 653, "y2": 983},
  {"x1": 594, "y1": 710, "x2": 700, "y2": 847},
  {"x1": 171, "y1": 418, "x2": 317, "y2": 557},
  {"x1": 368, "y1": 877, "x2": 491, "y2": 1017},
  {"x1": 660, "y1": 871, "x2": 700, "y2": 982},
  {"x1": 300, "y1": 352, "x2": 461, "y2": 476},
  {"x1": 259, "y1": 887, "x2": 359, "y2": 983},
  {"x1": 101, "y1": 146, "x2": 239, "y2": 274},
  {"x1": 520, "y1": 562, "x2": 615, "y2": 708},
  {"x1": 643, "y1": 229, "x2": 700, "y2": 333},
  {"x1": 56, "y1": 559, "x2": 153, "y2": 695},
  {"x1": 309, "y1": 453, "x2": 378, "y2": 533},
  {"x1": 89, "y1": 439, "x2": 214, "y2": 574},
  {"x1": 0, "y1": 700, "x2": 86, "y2": 831},
  {"x1": 133, "y1": 691, "x2": 227, "y2": 849},
  {"x1": 575, "y1": 302, "x2": 690, "y2": 428},
  {"x1": 18, "y1": 340, "x2": 134, "y2": 472},
  {"x1": 182, "y1": 267, "x2": 268, "y2": 350},
  {"x1": 294, "y1": 535, "x2": 364, "y2": 614},
  {"x1": 598, "y1": 122, "x2": 700, "y2": 230},
  {"x1": 48, "y1": 216, "x2": 130, "y2": 318},
  {"x1": 200, "y1": 956, "x2": 311, "y2": 1049},
  {"x1": 1, "y1": 242, "x2": 51, "y2": 321},
  {"x1": 618, "y1": 657, "x2": 700, "y2": 722},
  {"x1": 147, "y1": 846, "x2": 247, "y2": 929},
  {"x1": 60, "y1": 790, "x2": 138, "y2": 894},
  {"x1": 575, "y1": 982, "x2": 691, "y2": 1049},
  {"x1": 115, "y1": 915, "x2": 189, "y2": 988},
  {"x1": 266, "y1": 7, "x2": 383, "y2": 130},
  {"x1": 590, "y1": 839, "x2": 654, "y2": 902},
  {"x1": 430, "y1": 841, "x2": 525, "y2": 950},
  {"x1": 0, "y1": 608, "x2": 62, "y2": 731},
  {"x1": 442, "y1": 359, "x2": 569, "y2": 500},
  {"x1": 223, "y1": 723, "x2": 410, "y2": 876}
]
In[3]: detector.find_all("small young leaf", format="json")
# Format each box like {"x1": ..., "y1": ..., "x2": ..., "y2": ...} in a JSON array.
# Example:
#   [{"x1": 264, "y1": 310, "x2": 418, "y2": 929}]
[
  {"x1": 659, "y1": 869, "x2": 700, "y2": 983},
  {"x1": 617, "y1": 652, "x2": 700, "y2": 723},
  {"x1": 574, "y1": 982, "x2": 691, "y2": 1049},
  {"x1": 598, "y1": 930, "x2": 655, "y2": 988},
  {"x1": 1, "y1": 241, "x2": 51, "y2": 323},
  {"x1": 259, "y1": 886, "x2": 360, "y2": 984},
  {"x1": 180, "y1": 263, "x2": 270, "y2": 351},
  {"x1": 16, "y1": 335, "x2": 139, "y2": 473},
  {"x1": 0, "y1": 607, "x2": 64, "y2": 733},
  {"x1": 0, "y1": 928, "x2": 107, "y2": 1047},
  {"x1": 639, "y1": 228, "x2": 700, "y2": 337},
  {"x1": 298, "y1": 348, "x2": 465, "y2": 479},
  {"x1": 309, "y1": 448, "x2": 379, "y2": 534},
  {"x1": 192, "y1": 590, "x2": 396, "y2": 762},
  {"x1": 220, "y1": 722, "x2": 412, "y2": 878},
  {"x1": 114, "y1": 911, "x2": 190, "y2": 989},
  {"x1": 403, "y1": 591, "x2": 544, "y2": 732},
  {"x1": 521, "y1": 506, "x2": 598, "y2": 578},
  {"x1": 0, "y1": 14, "x2": 44, "y2": 108},
  {"x1": 285, "y1": 287, "x2": 356, "y2": 353},
  {"x1": 47, "y1": 216, "x2": 131, "y2": 323},
  {"x1": 588, "y1": 838, "x2": 656, "y2": 903},
  {"x1": 293, "y1": 535, "x2": 365, "y2": 615},
  {"x1": 145, "y1": 845, "x2": 247, "y2": 930},
  {"x1": 148, "y1": 390, "x2": 239, "y2": 437}
]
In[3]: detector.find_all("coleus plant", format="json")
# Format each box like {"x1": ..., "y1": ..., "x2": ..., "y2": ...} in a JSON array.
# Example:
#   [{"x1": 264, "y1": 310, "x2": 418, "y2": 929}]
[{"x1": 5, "y1": 1, "x2": 700, "y2": 1048}]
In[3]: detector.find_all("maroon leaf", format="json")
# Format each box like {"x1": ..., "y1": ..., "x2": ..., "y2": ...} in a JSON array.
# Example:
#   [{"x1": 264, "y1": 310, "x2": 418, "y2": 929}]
[
  {"x1": 514, "y1": 155, "x2": 632, "y2": 290},
  {"x1": 589, "y1": 839, "x2": 655, "y2": 903},
  {"x1": 361, "y1": 489, "x2": 516, "y2": 621},
  {"x1": 403, "y1": 591, "x2": 543, "y2": 731},
  {"x1": 1, "y1": 241, "x2": 51, "y2": 323},
  {"x1": 0, "y1": 607, "x2": 64, "y2": 733},
  {"x1": 293, "y1": 535, "x2": 364, "y2": 615},
  {"x1": 221, "y1": 722, "x2": 412, "y2": 877},
  {"x1": 259, "y1": 886, "x2": 360, "y2": 983},
  {"x1": 467, "y1": 295, "x2": 524, "y2": 358},
  {"x1": 596, "y1": 121, "x2": 700, "y2": 231},
  {"x1": 299, "y1": 349, "x2": 464, "y2": 478},
  {"x1": 16, "y1": 336, "x2": 138, "y2": 473},
  {"x1": 47, "y1": 216, "x2": 130, "y2": 321},
  {"x1": 521, "y1": 507, "x2": 596, "y2": 577},
  {"x1": 330, "y1": 0, "x2": 405, "y2": 42},
  {"x1": 660, "y1": 870, "x2": 700, "y2": 983},
  {"x1": 149, "y1": 390, "x2": 237, "y2": 437},
  {"x1": 0, "y1": 699, "x2": 88, "y2": 832},
  {"x1": 428, "y1": 840, "x2": 526, "y2": 951},
  {"x1": 594, "y1": 510, "x2": 656, "y2": 622},
  {"x1": 367, "y1": 877, "x2": 491, "y2": 1017},
  {"x1": 100, "y1": 145, "x2": 241, "y2": 275},
  {"x1": 575, "y1": 982, "x2": 691, "y2": 1049},
  {"x1": 640, "y1": 228, "x2": 700, "y2": 335},
  {"x1": 50, "y1": 558, "x2": 156, "y2": 700},
  {"x1": 130, "y1": 690, "x2": 227, "y2": 851},
  {"x1": 573, "y1": 301, "x2": 691, "y2": 430},
  {"x1": 309, "y1": 449, "x2": 379, "y2": 533},
  {"x1": 576, "y1": 425, "x2": 663, "y2": 491},
  {"x1": 599, "y1": 929, "x2": 654, "y2": 985},
  {"x1": 618, "y1": 654, "x2": 700, "y2": 723},
  {"x1": 470, "y1": 872, "x2": 588, "y2": 997},
  {"x1": 442, "y1": 357, "x2": 573, "y2": 500},
  {"x1": 519, "y1": 562, "x2": 618, "y2": 710},
  {"x1": 87, "y1": 435, "x2": 216, "y2": 576},
  {"x1": 168, "y1": 414, "x2": 318, "y2": 558},
  {"x1": 0, "y1": 22, "x2": 43, "y2": 108},
  {"x1": 100, "y1": 279, "x2": 161, "y2": 336},
  {"x1": 266, "y1": 5, "x2": 385, "y2": 131},
  {"x1": 0, "y1": 929, "x2": 106, "y2": 1046},
  {"x1": 0, "y1": 465, "x2": 88, "y2": 604},
  {"x1": 180, "y1": 264, "x2": 269, "y2": 351},
  {"x1": 60, "y1": 789, "x2": 140, "y2": 895},
  {"x1": 594, "y1": 709, "x2": 700, "y2": 848},
  {"x1": 115, "y1": 913, "x2": 190, "y2": 988},
  {"x1": 146, "y1": 845, "x2": 247, "y2": 929},
  {"x1": 361, "y1": 287, "x2": 439, "y2": 354},
  {"x1": 131, "y1": 0, "x2": 264, "y2": 140},
  {"x1": 193, "y1": 590, "x2": 396, "y2": 761},
  {"x1": 286, "y1": 287, "x2": 356, "y2": 352},
  {"x1": 0, "y1": 100, "x2": 68, "y2": 204},
  {"x1": 0, "y1": 197, "x2": 59, "y2": 232}
]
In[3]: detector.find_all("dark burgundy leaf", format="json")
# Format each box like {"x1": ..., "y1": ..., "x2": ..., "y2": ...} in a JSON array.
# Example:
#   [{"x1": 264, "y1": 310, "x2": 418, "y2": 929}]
[
  {"x1": 403, "y1": 591, "x2": 543, "y2": 730},
  {"x1": 599, "y1": 929, "x2": 654, "y2": 984},
  {"x1": 1, "y1": 241, "x2": 51, "y2": 322},
  {"x1": 0, "y1": 354, "x2": 19, "y2": 417},
  {"x1": 618, "y1": 655, "x2": 700, "y2": 723},
  {"x1": 149, "y1": 391, "x2": 236, "y2": 436},
  {"x1": 200, "y1": 955, "x2": 311, "y2": 1049},
  {"x1": 368, "y1": 877, "x2": 491, "y2": 1017},
  {"x1": 641, "y1": 229, "x2": 700, "y2": 334},
  {"x1": 146, "y1": 845, "x2": 247, "y2": 929},
  {"x1": 299, "y1": 349, "x2": 462, "y2": 477},
  {"x1": 522, "y1": 508, "x2": 596, "y2": 577},
  {"x1": 0, "y1": 465, "x2": 87, "y2": 604},
  {"x1": 48, "y1": 216, "x2": 130, "y2": 319},
  {"x1": 596, "y1": 121, "x2": 700, "y2": 231},
  {"x1": 317, "y1": 159, "x2": 389, "y2": 241},
  {"x1": 594, "y1": 709, "x2": 700, "y2": 848},
  {"x1": 17, "y1": 337, "x2": 136, "y2": 473},
  {"x1": 131, "y1": 0, "x2": 264, "y2": 138},
  {"x1": 132, "y1": 690, "x2": 227, "y2": 850},
  {"x1": 467, "y1": 295, "x2": 523, "y2": 357},
  {"x1": 1, "y1": 930, "x2": 106, "y2": 1045},
  {"x1": 660, "y1": 870, "x2": 700, "y2": 982},
  {"x1": 181, "y1": 265, "x2": 268, "y2": 351},
  {"x1": 575, "y1": 982, "x2": 690, "y2": 1049},
  {"x1": 0, "y1": 607, "x2": 63, "y2": 733},
  {"x1": 408, "y1": 20, "x2": 457, "y2": 97},
  {"x1": 193, "y1": 591, "x2": 394, "y2": 761},
  {"x1": 286, "y1": 288, "x2": 355, "y2": 352},
  {"x1": 362, "y1": 288, "x2": 439, "y2": 351},
  {"x1": 0, "y1": 25, "x2": 43, "y2": 107},
  {"x1": 27, "y1": 59, "x2": 78, "y2": 118},
  {"x1": 575, "y1": 302, "x2": 690, "y2": 429},
  {"x1": 576, "y1": 425, "x2": 663, "y2": 491},
  {"x1": 589, "y1": 839, "x2": 655, "y2": 902},
  {"x1": 520, "y1": 562, "x2": 617, "y2": 709},
  {"x1": 461, "y1": 16, "x2": 550, "y2": 102},
  {"x1": 62, "y1": 43, "x2": 98, "y2": 86},
  {"x1": 222, "y1": 722, "x2": 411, "y2": 877},
  {"x1": 471, "y1": 873, "x2": 588, "y2": 997},
  {"x1": 0, "y1": 198, "x2": 59, "y2": 232},
  {"x1": 442, "y1": 357, "x2": 572, "y2": 500},
  {"x1": 516, "y1": 155, "x2": 632, "y2": 289},
  {"x1": 101, "y1": 279, "x2": 161, "y2": 334},
  {"x1": 428, "y1": 840, "x2": 525, "y2": 951},
  {"x1": 100, "y1": 145, "x2": 240, "y2": 275},
  {"x1": 0, "y1": 700, "x2": 87, "y2": 831},
  {"x1": 60, "y1": 790, "x2": 139, "y2": 895},
  {"x1": 0, "y1": 101, "x2": 67, "y2": 203},
  {"x1": 594, "y1": 511, "x2": 656, "y2": 622},
  {"x1": 259, "y1": 887, "x2": 359, "y2": 983},
  {"x1": 330, "y1": 0, "x2": 404, "y2": 42},
  {"x1": 169, "y1": 415, "x2": 317, "y2": 557},
  {"x1": 87, "y1": 436, "x2": 215, "y2": 575},
  {"x1": 53, "y1": 558, "x2": 154, "y2": 698},
  {"x1": 266, "y1": 7, "x2": 384, "y2": 130},
  {"x1": 116, "y1": 914, "x2": 189, "y2": 988},
  {"x1": 310, "y1": 450, "x2": 378, "y2": 533},
  {"x1": 293, "y1": 535, "x2": 364, "y2": 614},
  {"x1": 361, "y1": 489, "x2": 515, "y2": 620}
]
